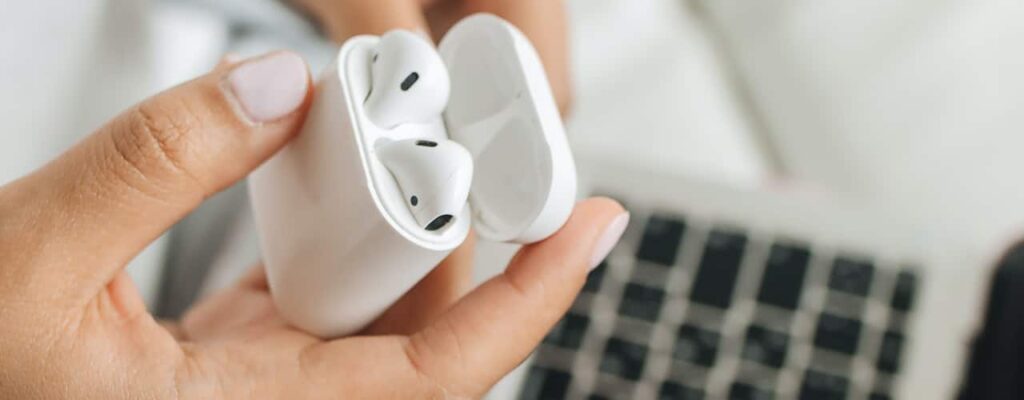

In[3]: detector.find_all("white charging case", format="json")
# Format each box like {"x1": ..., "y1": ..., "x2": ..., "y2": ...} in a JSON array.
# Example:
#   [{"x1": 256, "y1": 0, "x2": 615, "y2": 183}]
[{"x1": 249, "y1": 14, "x2": 577, "y2": 338}]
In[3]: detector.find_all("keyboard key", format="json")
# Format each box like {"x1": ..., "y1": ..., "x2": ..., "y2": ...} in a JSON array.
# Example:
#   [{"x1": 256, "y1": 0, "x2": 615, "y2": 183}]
[
  {"x1": 891, "y1": 271, "x2": 918, "y2": 312},
  {"x1": 742, "y1": 326, "x2": 790, "y2": 368},
  {"x1": 877, "y1": 331, "x2": 905, "y2": 373},
  {"x1": 659, "y1": 382, "x2": 705, "y2": 400},
  {"x1": 870, "y1": 394, "x2": 891, "y2": 400},
  {"x1": 730, "y1": 382, "x2": 773, "y2": 400},
  {"x1": 619, "y1": 283, "x2": 666, "y2": 321},
  {"x1": 636, "y1": 215, "x2": 687, "y2": 266},
  {"x1": 757, "y1": 243, "x2": 811, "y2": 309},
  {"x1": 828, "y1": 257, "x2": 875, "y2": 296},
  {"x1": 600, "y1": 338, "x2": 648, "y2": 380},
  {"x1": 814, "y1": 314, "x2": 862, "y2": 354},
  {"x1": 583, "y1": 261, "x2": 608, "y2": 293},
  {"x1": 673, "y1": 324, "x2": 720, "y2": 367},
  {"x1": 545, "y1": 313, "x2": 590, "y2": 349},
  {"x1": 520, "y1": 367, "x2": 571, "y2": 400},
  {"x1": 690, "y1": 230, "x2": 748, "y2": 308},
  {"x1": 799, "y1": 370, "x2": 848, "y2": 400}
]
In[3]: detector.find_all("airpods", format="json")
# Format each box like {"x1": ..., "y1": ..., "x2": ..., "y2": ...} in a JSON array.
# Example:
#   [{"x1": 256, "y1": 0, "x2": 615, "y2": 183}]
[
  {"x1": 250, "y1": 14, "x2": 577, "y2": 338},
  {"x1": 377, "y1": 139, "x2": 474, "y2": 231},
  {"x1": 365, "y1": 30, "x2": 451, "y2": 129},
  {"x1": 364, "y1": 30, "x2": 473, "y2": 232}
]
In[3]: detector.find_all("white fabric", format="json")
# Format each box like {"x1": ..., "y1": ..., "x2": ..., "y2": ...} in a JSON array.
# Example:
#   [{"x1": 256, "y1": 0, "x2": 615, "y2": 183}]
[
  {"x1": 703, "y1": 0, "x2": 1024, "y2": 252},
  {"x1": 566, "y1": 0, "x2": 771, "y2": 187}
]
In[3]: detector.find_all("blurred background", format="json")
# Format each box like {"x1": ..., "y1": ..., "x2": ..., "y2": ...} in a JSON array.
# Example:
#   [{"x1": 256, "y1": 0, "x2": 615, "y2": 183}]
[{"x1": 4, "y1": 0, "x2": 1024, "y2": 398}]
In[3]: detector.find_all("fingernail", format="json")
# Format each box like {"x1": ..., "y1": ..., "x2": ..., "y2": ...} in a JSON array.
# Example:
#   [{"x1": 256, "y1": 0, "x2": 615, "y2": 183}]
[
  {"x1": 589, "y1": 212, "x2": 630, "y2": 271},
  {"x1": 226, "y1": 52, "x2": 309, "y2": 123}
]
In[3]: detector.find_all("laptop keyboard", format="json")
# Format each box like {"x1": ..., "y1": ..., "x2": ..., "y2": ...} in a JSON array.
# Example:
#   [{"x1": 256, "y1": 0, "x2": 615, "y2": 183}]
[{"x1": 520, "y1": 211, "x2": 921, "y2": 400}]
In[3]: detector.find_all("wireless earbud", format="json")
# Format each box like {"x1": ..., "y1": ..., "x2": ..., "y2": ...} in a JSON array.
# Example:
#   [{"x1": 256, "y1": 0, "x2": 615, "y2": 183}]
[
  {"x1": 377, "y1": 138, "x2": 474, "y2": 231},
  {"x1": 365, "y1": 30, "x2": 451, "y2": 129},
  {"x1": 363, "y1": 30, "x2": 469, "y2": 231}
]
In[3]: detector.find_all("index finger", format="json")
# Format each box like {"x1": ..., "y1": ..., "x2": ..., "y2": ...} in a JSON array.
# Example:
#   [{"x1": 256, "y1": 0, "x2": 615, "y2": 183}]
[{"x1": 404, "y1": 198, "x2": 628, "y2": 396}]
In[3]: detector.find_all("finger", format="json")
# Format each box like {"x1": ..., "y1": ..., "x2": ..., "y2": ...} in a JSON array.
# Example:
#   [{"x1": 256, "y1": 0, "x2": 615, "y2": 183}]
[
  {"x1": 296, "y1": 0, "x2": 429, "y2": 43},
  {"x1": 237, "y1": 265, "x2": 270, "y2": 291},
  {"x1": 159, "y1": 320, "x2": 188, "y2": 341},
  {"x1": 404, "y1": 198, "x2": 628, "y2": 396},
  {"x1": 364, "y1": 232, "x2": 476, "y2": 335},
  {"x1": 426, "y1": 0, "x2": 572, "y2": 113},
  {"x1": 0, "y1": 52, "x2": 311, "y2": 301},
  {"x1": 181, "y1": 268, "x2": 290, "y2": 341},
  {"x1": 214, "y1": 52, "x2": 244, "y2": 70}
]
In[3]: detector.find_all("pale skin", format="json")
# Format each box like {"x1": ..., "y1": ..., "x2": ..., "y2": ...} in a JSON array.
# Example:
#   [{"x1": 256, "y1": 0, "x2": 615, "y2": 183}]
[{"x1": 0, "y1": 1, "x2": 625, "y2": 399}]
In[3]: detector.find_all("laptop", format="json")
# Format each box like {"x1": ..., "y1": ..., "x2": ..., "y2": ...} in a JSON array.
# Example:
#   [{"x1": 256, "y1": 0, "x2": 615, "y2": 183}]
[{"x1": 481, "y1": 156, "x2": 994, "y2": 399}]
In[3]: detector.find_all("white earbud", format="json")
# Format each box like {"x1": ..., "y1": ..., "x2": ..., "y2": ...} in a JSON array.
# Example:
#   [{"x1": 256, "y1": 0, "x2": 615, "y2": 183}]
[
  {"x1": 377, "y1": 138, "x2": 473, "y2": 231},
  {"x1": 368, "y1": 30, "x2": 471, "y2": 231},
  {"x1": 365, "y1": 30, "x2": 451, "y2": 129}
]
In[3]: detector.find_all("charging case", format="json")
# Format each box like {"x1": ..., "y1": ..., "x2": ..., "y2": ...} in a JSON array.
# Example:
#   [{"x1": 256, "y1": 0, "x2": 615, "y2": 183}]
[{"x1": 250, "y1": 14, "x2": 577, "y2": 338}]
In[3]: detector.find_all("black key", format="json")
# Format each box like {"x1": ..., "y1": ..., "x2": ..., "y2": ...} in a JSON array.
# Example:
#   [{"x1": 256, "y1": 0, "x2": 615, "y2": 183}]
[
  {"x1": 799, "y1": 370, "x2": 848, "y2": 400},
  {"x1": 519, "y1": 367, "x2": 571, "y2": 400},
  {"x1": 870, "y1": 394, "x2": 891, "y2": 400},
  {"x1": 891, "y1": 270, "x2": 918, "y2": 311},
  {"x1": 742, "y1": 326, "x2": 790, "y2": 368},
  {"x1": 877, "y1": 331, "x2": 905, "y2": 373},
  {"x1": 545, "y1": 313, "x2": 590, "y2": 349},
  {"x1": 637, "y1": 215, "x2": 687, "y2": 266},
  {"x1": 828, "y1": 256, "x2": 875, "y2": 296},
  {"x1": 618, "y1": 283, "x2": 666, "y2": 321},
  {"x1": 730, "y1": 382, "x2": 773, "y2": 400},
  {"x1": 583, "y1": 261, "x2": 607, "y2": 293},
  {"x1": 588, "y1": 396, "x2": 610, "y2": 400},
  {"x1": 673, "y1": 324, "x2": 720, "y2": 367},
  {"x1": 814, "y1": 314, "x2": 862, "y2": 354},
  {"x1": 690, "y1": 230, "x2": 748, "y2": 308},
  {"x1": 600, "y1": 338, "x2": 647, "y2": 380},
  {"x1": 659, "y1": 382, "x2": 704, "y2": 400},
  {"x1": 757, "y1": 243, "x2": 811, "y2": 309}
]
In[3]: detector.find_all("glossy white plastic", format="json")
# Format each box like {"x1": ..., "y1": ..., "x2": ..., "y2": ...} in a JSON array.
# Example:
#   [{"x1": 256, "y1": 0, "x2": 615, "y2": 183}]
[
  {"x1": 249, "y1": 14, "x2": 577, "y2": 338},
  {"x1": 365, "y1": 30, "x2": 451, "y2": 130},
  {"x1": 377, "y1": 138, "x2": 474, "y2": 230}
]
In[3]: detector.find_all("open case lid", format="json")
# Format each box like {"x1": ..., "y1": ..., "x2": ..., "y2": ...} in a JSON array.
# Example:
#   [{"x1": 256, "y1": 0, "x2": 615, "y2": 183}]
[{"x1": 439, "y1": 14, "x2": 577, "y2": 244}]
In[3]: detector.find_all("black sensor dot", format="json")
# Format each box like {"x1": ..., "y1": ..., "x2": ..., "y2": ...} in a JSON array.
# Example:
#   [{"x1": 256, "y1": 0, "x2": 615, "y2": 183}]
[
  {"x1": 416, "y1": 140, "x2": 438, "y2": 147},
  {"x1": 401, "y1": 72, "x2": 420, "y2": 91},
  {"x1": 410, "y1": 196, "x2": 419, "y2": 206},
  {"x1": 425, "y1": 215, "x2": 454, "y2": 232}
]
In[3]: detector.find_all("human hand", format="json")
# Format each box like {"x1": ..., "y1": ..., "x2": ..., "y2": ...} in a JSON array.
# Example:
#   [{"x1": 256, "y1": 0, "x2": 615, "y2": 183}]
[
  {"x1": 291, "y1": 0, "x2": 572, "y2": 114},
  {"x1": 0, "y1": 52, "x2": 627, "y2": 398}
]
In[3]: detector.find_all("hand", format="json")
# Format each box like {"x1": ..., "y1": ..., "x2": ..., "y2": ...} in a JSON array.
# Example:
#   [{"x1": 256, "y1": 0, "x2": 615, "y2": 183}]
[
  {"x1": 292, "y1": 0, "x2": 573, "y2": 114},
  {"x1": 0, "y1": 52, "x2": 627, "y2": 398}
]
